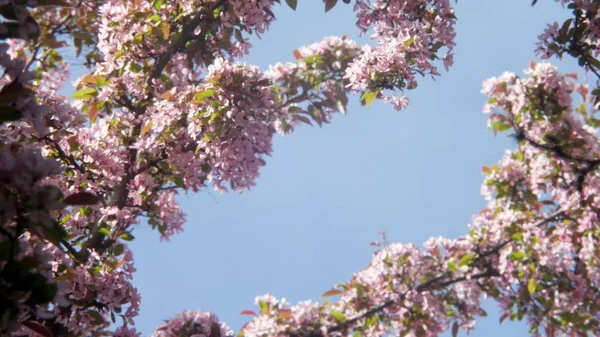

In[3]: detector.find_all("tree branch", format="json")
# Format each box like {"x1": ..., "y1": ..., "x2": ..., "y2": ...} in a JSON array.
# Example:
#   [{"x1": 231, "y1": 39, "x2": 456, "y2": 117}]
[
  {"x1": 518, "y1": 132, "x2": 600, "y2": 192},
  {"x1": 328, "y1": 210, "x2": 565, "y2": 333},
  {"x1": 40, "y1": 135, "x2": 86, "y2": 174}
]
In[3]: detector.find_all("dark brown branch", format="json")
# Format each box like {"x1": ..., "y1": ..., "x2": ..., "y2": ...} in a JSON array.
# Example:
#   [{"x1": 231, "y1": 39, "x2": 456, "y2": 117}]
[
  {"x1": 41, "y1": 135, "x2": 86, "y2": 174},
  {"x1": 519, "y1": 132, "x2": 600, "y2": 193},
  {"x1": 518, "y1": 133, "x2": 595, "y2": 164},
  {"x1": 59, "y1": 238, "x2": 84, "y2": 263},
  {"x1": 147, "y1": 13, "x2": 204, "y2": 84}
]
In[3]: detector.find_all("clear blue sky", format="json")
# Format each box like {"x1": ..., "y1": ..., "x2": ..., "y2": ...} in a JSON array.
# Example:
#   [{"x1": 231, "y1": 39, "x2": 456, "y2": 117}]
[{"x1": 96, "y1": 1, "x2": 583, "y2": 336}]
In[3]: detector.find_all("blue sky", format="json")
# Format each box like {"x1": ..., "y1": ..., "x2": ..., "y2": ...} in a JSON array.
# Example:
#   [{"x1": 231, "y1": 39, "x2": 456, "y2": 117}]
[{"x1": 97, "y1": 1, "x2": 584, "y2": 336}]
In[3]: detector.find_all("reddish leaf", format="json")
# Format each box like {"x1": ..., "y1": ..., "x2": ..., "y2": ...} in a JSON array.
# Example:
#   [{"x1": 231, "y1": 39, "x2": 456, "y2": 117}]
[
  {"x1": 565, "y1": 72, "x2": 578, "y2": 80},
  {"x1": 160, "y1": 91, "x2": 174, "y2": 101},
  {"x1": 529, "y1": 60, "x2": 536, "y2": 70},
  {"x1": 210, "y1": 322, "x2": 222, "y2": 337},
  {"x1": 160, "y1": 22, "x2": 170, "y2": 40},
  {"x1": 88, "y1": 104, "x2": 99, "y2": 123},
  {"x1": 80, "y1": 74, "x2": 97, "y2": 84},
  {"x1": 140, "y1": 120, "x2": 153, "y2": 136},
  {"x1": 322, "y1": 288, "x2": 342, "y2": 297},
  {"x1": 63, "y1": 192, "x2": 100, "y2": 206},
  {"x1": 239, "y1": 322, "x2": 250, "y2": 332},
  {"x1": 239, "y1": 310, "x2": 257, "y2": 316},
  {"x1": 325, "y1": 0, "x2": 338, "y2": 12},
  {"x1": 285, "y1": 0, "x2": 297, "y2": 10},
  {"x1": 293, "y1": 49, "x2": 302, "y2": 60},
  {"x1": 278, "y1": 310, "x2": 293, "y2": 320},
  {"x1": 66, "y1": 136, "x2": 78, "y2": 148},
  {"x1": 23, "y1": 321, "x2": 52, "y2": 337},
  {"x1": 577, "y1": 84, "x2": 589, "y2": 99},
  {"x1": 451, "y1": 322, "x2": 459, "y2": 337}
]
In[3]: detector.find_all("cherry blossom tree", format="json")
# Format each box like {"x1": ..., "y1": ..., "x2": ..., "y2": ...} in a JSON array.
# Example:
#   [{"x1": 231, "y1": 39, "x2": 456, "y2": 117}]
[{"x1": 1, "y1": 0, "x2": 599, "y2": 336}]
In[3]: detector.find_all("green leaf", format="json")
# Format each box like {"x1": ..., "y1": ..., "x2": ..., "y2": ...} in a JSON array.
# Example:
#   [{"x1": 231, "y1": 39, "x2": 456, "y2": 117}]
[
  {"x1": 447, "y1": 260, "x2": 456, "y2": 273},
  {"x1": 365, "y1": 314, "x2": 378, "y2": 328},
  {"x1": 404, "y1": 37, "x2": 415, "y2": 47},
  {"x1": 234, "y1": 29, "x2": 244, "y2": 42},
  {"x1": 361, "y1": 90, "x2": 378, "y2": 106},
  {"x1": 72, "y1": 88, "x2": 97, "y2": 100},
  {"x1": 195, "y1": 89, "x2": 215, "y2": 101},
  {"x1": 548, "y1": 43, "x2": 560, "y2": 52},
  {"x1": 95, "y1": 79, "x2": 108, "y2": 91},
  {"x1": 527, "y1": 278, "x2": 537, "y2": 294},
  {"x1": 172, "y1": 176, "x2": 185, "y2": 188},
  {"x1": 285, "y1": 0, "x2": 297, "y2": 10},
  {"x1": 0, "y1": 107, "x2": 22, "y2": 123},
  {"x1": 152, "y1": 0, "x2": 163, "y2": 10},
  {"x1": 491, "y1": 120, "x2": 512, "y2": 134},
  {"x1": 87, "y1": 310, "x2": 105, "y2": 325},
  {"x1": 44, "y1": 222, "x2": 67, "y2": 245},
  {"x1": 325, "y1": 0, "x2": 338, "y2": 12},
  {"x1": 129, "y1": 62, "x2": 142, "y2": 73},
  {"x1": 331, "y1": 311, "x2": 345, "y2": 323},
  {"x1": 259, "y1": 301, "x2": 268, "y2": 314},
  {"x1": 588, "y1": 56, "x2": 600, "y2": 70},
  {"x1": 114, "y1": 50, "x2": 124, "y2": 60},
  {"x1": 108, "y1": 22, "x2": 120, "y2": 28},
  {"x1": 133, "y1": 33, "x2": 144, "y2": 43},
  {"x1": 510, "y1": 251, "x2": 527, "y2": 261},
  {"x1": 512, "y1": 152, "x2": 524, "y2": 161},
  {"x1": 458, "y1": 253, "x2": 475, "y2": 267},
  {"x1": 119, "y1": 232, "x2": 135, "y2": 241},
  {"x1": 523, "y1": 191, "x2": 537, "y2": 205},
  {"x1": 114, "y1": 244, "x2": 124, "y2": 256}
]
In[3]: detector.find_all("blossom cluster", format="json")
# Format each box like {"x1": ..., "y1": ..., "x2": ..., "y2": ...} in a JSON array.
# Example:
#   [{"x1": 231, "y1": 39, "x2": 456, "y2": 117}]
[
  {"x1": 153, "y1": 310, "x2": 233, "y2": 337},
  {"x1": 4, "y1": 0, "x2": 600, "y2": 336},
  {"x1": 222, "y1": 62, "x2": 600, "y2": 337},
  {"x1": 536, "y1": 0, "x2": 600, "y2": 86},
  {"x1": 345, "y1": 0, "x2": 457, "y2": 110}
]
